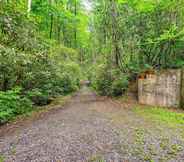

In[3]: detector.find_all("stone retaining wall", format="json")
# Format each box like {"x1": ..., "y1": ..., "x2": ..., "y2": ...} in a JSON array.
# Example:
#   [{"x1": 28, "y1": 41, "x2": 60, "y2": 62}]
[
  {"x1": 181, "y1": 70, "x2": 184, "y2": 107},
  {"x1": 138, "y1": 69, "x2": 183, "y2": 108}
]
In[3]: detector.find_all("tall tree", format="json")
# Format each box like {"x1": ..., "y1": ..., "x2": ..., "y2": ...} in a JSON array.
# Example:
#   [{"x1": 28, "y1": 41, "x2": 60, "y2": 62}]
[{"x1": 28, "y1": 0, "x2": 32, "y2": 13}]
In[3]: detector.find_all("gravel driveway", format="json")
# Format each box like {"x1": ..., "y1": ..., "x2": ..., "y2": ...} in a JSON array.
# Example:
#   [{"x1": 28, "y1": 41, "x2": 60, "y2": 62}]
[{"x1": 0, "y1": 86, "x2": 184, "y2": 162}]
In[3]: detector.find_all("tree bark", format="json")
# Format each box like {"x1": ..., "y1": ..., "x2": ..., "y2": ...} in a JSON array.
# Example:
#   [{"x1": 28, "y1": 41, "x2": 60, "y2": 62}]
[
  {"x1": 28, "y1": 0, "x2": 32, "y2": 13},
  {"x1": 50, "y1": 14, "x2": 53, "y2": 39},
  {"x1": 74, "y1": 0, "x2": 77, "y2": 48}
]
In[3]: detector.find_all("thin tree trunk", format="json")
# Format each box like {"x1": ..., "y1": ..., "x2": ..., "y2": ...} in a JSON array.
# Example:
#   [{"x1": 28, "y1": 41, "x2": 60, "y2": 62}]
[
  {"x1": 74, "y1": 0, "x2": 77, "y2": 48},
  {"x1": 28, "y1": 0, "x2": 32, "y2": 13},
  {"x1": 49, "y1": 0, "x2": 54, "y2": 39},
  {"x1": 50, "y1": 14, "x2": 53, "y2": 39}
]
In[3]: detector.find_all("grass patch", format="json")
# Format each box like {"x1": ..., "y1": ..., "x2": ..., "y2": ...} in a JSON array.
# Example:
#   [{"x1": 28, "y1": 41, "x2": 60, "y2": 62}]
[
  {"x1": 88, "y1": 155, "x2": 105, "y2": 162},
  {"x1": 0, "y1": 154, "x2": 5, "y2": 162},
  {"x1": 134, "y1": 106, "x2": 184, "y2": 126}
]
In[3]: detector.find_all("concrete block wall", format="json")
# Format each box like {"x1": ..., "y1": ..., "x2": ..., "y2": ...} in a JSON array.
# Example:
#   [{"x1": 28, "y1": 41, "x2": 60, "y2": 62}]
[
  {"x1": 181, "y1": 69, "x2": 184, "y2": 108},
  {"x1": 138, "y1": 69, "x2": 183, "y2": 108}
]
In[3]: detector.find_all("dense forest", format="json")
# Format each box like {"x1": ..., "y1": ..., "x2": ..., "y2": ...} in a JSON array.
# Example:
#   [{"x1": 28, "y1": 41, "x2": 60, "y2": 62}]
[
  {"x1": 0, "y1": 0, "x2": 184, "y2": 123},
  {"x1": 88, "y1": 0, "x2": 184, "y2": 96},
  {"x1": 0, "y1": 0, "x2": 87, "y2": 123}
]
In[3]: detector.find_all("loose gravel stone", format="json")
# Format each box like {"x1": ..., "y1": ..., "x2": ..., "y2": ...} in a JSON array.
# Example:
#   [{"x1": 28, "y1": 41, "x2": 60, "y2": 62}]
[{"x1": 0, "y1": 86, "x2": 184, "y2": 162}]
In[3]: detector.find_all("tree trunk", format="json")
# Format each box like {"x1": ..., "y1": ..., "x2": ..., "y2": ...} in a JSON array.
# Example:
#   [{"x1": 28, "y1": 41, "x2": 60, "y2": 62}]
[
  {"x1": 49, "y1": 0, "x2": 54, "y2": 39},
  {"x1": 28, "y1": 0, "x2": 32, "y2": 13},
  {"x1": 74, "y1": 0, "x2": 77, "y2": 48},
  {"x1": 50, "y1": 14, "x2": 53, "y2": 39}
]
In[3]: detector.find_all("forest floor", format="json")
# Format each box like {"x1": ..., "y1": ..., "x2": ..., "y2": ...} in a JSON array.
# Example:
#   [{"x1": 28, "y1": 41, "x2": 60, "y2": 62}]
[{"x1": 0, "y1": 86, "x2": 184, "y2": 162}]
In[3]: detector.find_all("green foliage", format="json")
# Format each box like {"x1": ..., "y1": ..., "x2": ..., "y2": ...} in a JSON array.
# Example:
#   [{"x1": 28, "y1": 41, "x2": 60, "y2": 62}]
[
  {"x1": 0, "y1": 88, "x2": 32, "y2": 124},
  {"x1": 94, "y1": 65, "x2": 113, "y2": 96},
  {"x1": 91, "y1": 64, "x2": 129, "y2": 96},
  {"x1": 26, "y1": 89, "x2": 50, "y2": 106},
  {"x1": 111, "y1": 74, "x2": 129, "y2": 96},
  {"x1": 89, "y1": 0, "x2": 184, "y2": 84},
  {"x1": 0, "y1": 2, "x2": 46, "y2": 52},
  {"x1": 0, "y1": 43, "x2": 81, "y2": 106},
  {"x1": 1, "y1": 0, "x2": 184, "y2": 124},
  {"x1": 0, "y1": 0, "x2": 84, "y2": 123}
]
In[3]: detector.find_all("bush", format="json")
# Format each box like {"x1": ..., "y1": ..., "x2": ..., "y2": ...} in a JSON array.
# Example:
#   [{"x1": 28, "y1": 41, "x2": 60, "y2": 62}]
[
  {"x1": 91, "y1": 64, "x2": 129, "y2": 96},
  {"x1": 0, "y1": 88, "x2": 33, "y2": 124},
  {"x1": 59, "y1": 62, "x2": 81, "y2": 94},
  {"x1": 25, "y1": 61, "x2": 81, "y2": 106},
  {"x1": 95, "y1": 68, "x2": 113, "y2": 96},
  {"x1": 0, "y1": 44, "x2": 81, "y2": 105},
  {"x1": 0, "y1": 4, "x2": 82, "y2": 117},
  {"x1": 111, "y1": 75, "x2": 129, "y2": 96},
  {"x1": 26, "y1": 89, "x2": 51, "y2": 106}
]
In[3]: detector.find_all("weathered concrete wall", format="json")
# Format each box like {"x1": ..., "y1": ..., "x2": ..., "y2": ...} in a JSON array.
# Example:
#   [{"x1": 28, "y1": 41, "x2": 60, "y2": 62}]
[
  {"x1": 181, "y1": 69, "x2": 184, "y2": 108},
  {"x1": 138, "y1": 69, "x2": 182, "y2": 108}
]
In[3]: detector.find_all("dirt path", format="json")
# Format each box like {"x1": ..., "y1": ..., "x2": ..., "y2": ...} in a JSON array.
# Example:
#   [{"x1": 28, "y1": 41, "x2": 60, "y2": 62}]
[{"x1": 0, "y1": 86, "x2": 184, "y2": 162}]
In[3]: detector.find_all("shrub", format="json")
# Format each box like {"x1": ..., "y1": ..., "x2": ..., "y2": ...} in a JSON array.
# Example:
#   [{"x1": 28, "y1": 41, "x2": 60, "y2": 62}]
[
  {"x1": 59, "y1": 62, "x2": 81, "y2": 94},
  {"x1": 91, "y1": 64, "x2": 129, "y2": 96},
  {"x1": 25, "y1": 61, "x2": 81, "y2": 106},
  {"x1": 0, "y1": 88, "x2": 33, "y2": 124},
  {"x1": 26, "y1": 89, "x2": 51, "y2": 106},
  {"x1": 111, "y1": 75, "x2": 129, "y2": 96},
  {"x1": 95, "y1": 68, "x2": 113, "y2": 96},
  {"x1": 0, "y1": 4, "x2": 82, "y2": 114},
  {"x1": 0, "y1": 44, "x2": 81, "y2": 106}
]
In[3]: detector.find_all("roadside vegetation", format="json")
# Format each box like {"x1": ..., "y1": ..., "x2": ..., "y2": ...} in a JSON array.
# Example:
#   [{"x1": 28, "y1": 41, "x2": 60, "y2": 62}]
[
  {"x1": 134, "y1": 106, "x2": 184, "y2": 126},
  {"x1": 0, "y1": 0, "x2": 184, "y2": 124},
  {"x1": 0, "y1": 1, "x2": 87, "y2": 124},
  {"x1": 88, "y1": 0, "x2": 184, "y2": 97},
  {"x1": 0, "y1": 1, "x2": 184, "y2": 162}
]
